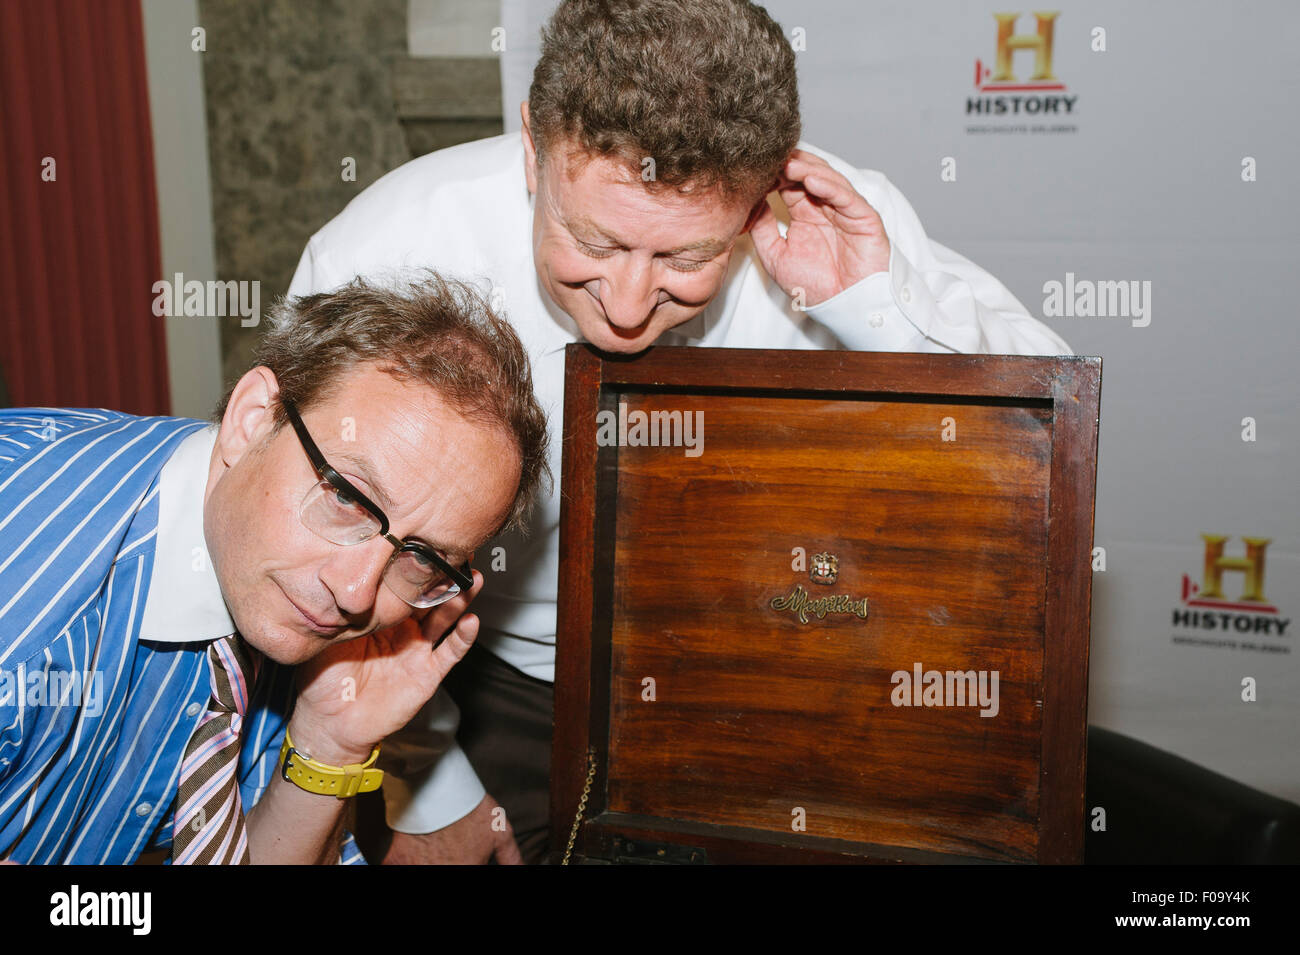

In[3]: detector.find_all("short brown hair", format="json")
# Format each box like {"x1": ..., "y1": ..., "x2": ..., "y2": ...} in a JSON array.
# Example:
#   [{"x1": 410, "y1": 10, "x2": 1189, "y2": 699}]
[
  {"x1": 214, "y1": 272, "x2": 550, "y2": 535},
  {"x1": 527, "y1": 0, "x2": 800, "y2": 203}
]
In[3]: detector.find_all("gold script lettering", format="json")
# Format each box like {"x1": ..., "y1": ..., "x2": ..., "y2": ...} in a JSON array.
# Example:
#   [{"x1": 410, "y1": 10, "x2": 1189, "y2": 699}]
[{"x1": 769, "y1": 585, "x2": 869, "y2": 625}]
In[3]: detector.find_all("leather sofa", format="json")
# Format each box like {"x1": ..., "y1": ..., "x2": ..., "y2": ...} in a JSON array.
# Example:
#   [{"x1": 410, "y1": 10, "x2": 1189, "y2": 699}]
[{"x1": 1086, "y1": 725, "x2": 1300, "y2": 864}]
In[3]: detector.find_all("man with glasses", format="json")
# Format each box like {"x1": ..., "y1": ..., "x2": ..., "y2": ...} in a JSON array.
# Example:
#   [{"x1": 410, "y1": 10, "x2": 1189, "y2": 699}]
[
  {"x1": 0, "y1": 273, "x2": 548, "y2": 864},
  {"x1": 281, "y1": 395, "x2": 475, "y2": 608},
  {"x1": 290, "y1": 0, "x2": 1073, "y2": 864}
]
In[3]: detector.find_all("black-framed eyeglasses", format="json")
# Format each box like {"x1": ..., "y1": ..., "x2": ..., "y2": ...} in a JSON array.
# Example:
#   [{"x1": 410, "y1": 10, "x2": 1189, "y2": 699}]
[{"x1": 281, "y1": 396, "x2": 473, "y2": 608}]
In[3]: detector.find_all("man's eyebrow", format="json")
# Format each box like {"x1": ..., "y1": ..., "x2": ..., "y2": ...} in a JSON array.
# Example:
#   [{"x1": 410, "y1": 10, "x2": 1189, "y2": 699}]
[
  {"x1": 408, "y1": 535, "x2": 473, "y2": 565},
  {"x1": 331, "y1": 448, "x2": 397, "y2": 513},
  {"x1": 567, "y1": 214, "x2": 728, "y2": 257},
  {"x1": 331, "y1": 449, "x2": 473, "y2": 560},
  {"x1": 663, "y1": 236, "x2": 730, "y2": 257}
]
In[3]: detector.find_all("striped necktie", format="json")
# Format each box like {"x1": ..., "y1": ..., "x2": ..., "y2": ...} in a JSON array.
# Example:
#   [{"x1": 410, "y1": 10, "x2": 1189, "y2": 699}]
[{"x1": 172, "y1": 634, "x2": 261, "y2": 865}]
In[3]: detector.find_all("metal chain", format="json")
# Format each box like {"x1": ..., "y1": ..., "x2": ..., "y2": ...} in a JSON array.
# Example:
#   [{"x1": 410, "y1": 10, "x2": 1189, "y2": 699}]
[{"x1": 561, "y1": 747, "x2": 597, "y2": 866}]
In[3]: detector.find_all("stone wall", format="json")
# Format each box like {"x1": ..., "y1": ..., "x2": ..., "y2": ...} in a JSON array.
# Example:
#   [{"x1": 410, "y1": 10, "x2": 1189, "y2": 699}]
[{"x1": 197, "y1": 0, "x2": 503, "y2": 388}]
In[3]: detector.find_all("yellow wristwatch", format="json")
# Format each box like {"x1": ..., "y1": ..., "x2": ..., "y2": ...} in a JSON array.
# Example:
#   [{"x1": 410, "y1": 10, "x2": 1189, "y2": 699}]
[{"x1": 278, "y1": 730, "x2": 384, "y2": 798}]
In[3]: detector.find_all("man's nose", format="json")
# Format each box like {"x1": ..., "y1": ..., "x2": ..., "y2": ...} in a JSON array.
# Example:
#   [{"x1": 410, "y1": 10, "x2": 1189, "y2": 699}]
[
  {"x1": 318, "y1": 538, "x2": 393, "y2": 616},
  {"x1": 597, "y1": 260, "x2": 658, "y2": 329}
]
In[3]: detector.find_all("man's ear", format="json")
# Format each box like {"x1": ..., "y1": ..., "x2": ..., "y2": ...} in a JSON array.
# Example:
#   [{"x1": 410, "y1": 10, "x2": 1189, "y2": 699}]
[
  {"x1": 216, "y1": 366, "x2": 280, "y2": 469},
  {"x1": 521, "y1": 101, "x2": 538, "y2": 195}
]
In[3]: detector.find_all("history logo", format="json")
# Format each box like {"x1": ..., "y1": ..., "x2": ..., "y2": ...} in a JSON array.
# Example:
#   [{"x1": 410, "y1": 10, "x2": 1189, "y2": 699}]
[
  {"x1": 965, "y1": 11, "x2": 1079, "y2": 134},
  {"x1": 1171, "y1": 534, "x2": 1291, "y2": 653}
]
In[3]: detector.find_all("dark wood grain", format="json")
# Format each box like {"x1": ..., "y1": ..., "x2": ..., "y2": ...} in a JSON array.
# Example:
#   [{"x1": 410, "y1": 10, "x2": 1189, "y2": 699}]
[
  {"x1": 552, "y1": 345, "x2": 1101, "y2": 864},
  {"x1": 550, "y1": 345, "x2": 602, "y2": 856},
  {"x1": 1037, "y1": 363, "x2": 1102, "y2": 863}
]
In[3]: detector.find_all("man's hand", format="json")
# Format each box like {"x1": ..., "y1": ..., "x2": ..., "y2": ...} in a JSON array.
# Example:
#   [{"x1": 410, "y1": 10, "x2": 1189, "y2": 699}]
[
  {"x1": 290, "y1": 571, "x2": 485, "y2": 764},
  {"x1": 245, "y1": 574, "x2": 485, "y2": 864},
  {"x1": 382, "y1": 793, "x2": 523, "y2": 865},
  {"x1": 748, "y1": 148, "x2": 892, "y2": 308}
]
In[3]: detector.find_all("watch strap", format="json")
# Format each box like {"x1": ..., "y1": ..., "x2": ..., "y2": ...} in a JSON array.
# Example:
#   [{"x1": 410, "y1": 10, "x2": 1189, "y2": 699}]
[{"x1": 278, "y1": 731, "x2": 383, "y2": 798}]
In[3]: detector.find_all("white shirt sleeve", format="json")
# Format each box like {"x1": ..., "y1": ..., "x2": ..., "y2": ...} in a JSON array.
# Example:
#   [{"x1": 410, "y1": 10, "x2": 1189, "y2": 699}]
[
  {"x1": 376, "y1": 689, "x2": 487, "y2": 833},
  {"x1": 287, "y1": 233, "x2": 487, "y2": 833},
  {"x1": 801, "y1": 166, "x2": 1073, "y2": 357}
]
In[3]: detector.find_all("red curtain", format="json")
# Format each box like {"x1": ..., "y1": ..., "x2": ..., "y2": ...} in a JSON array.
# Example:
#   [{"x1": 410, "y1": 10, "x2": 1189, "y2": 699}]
[{"x1": 0, "y1": 0, "x2": 170, "y2": 415}]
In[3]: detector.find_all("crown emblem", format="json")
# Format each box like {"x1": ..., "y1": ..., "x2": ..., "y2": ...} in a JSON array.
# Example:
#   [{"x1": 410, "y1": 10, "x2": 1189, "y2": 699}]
[{"x1": 810, "y1": 552, "x2": 839, "y2": 585}]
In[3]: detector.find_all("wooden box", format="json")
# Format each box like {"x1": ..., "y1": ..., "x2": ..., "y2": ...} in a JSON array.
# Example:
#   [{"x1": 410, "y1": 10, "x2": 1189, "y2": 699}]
[{"x1": 551, "y1": 346, "x2": 1101, "y2": 864}]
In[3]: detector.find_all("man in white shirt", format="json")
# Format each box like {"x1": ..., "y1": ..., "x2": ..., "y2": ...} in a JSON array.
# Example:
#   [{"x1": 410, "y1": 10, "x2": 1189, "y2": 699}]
[{"x1": 288, "y1": 0, "x2": 1071, "y2": 863}]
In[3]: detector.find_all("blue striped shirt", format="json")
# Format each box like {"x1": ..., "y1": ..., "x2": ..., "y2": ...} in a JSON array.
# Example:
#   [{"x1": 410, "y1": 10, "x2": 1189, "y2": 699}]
[{"x1": 0, "y1": 409, "x2": 364, "y2": 864}]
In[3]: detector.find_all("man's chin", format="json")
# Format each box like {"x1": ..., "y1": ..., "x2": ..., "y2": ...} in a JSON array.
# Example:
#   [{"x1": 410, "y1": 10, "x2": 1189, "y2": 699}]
[
  {"x1": 241, "y1": 626, "x2": 311, "y2": 666},
  {"x1": 242, "y1": 620, "x2": 350, "y2": 666}
]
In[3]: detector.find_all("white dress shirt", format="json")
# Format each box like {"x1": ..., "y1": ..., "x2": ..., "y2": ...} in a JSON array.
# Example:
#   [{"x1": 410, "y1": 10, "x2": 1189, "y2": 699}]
[
  {"x1": 138, "y1": 423, "x2": 235, "y2": 644},
  {"x1": 287, "y1": 132, "x2": 1073, "y2": 833}
]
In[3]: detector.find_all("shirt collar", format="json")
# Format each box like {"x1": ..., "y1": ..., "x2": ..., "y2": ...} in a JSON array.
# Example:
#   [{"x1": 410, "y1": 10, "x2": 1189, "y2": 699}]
[{"x1": 138, "y1": 423, "x2": 235, "y2": 644}]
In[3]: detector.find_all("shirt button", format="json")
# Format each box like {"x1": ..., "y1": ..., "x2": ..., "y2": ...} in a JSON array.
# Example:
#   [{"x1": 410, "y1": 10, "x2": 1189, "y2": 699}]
[
  {"x1": 869, "y1": 312, "x2": 884, "y2": 328},
  {"x1": 186, "y1": 702, "x2": 202, "y2": 718},
  {"x1": 900, "y1": 286, "x2": 912, "y2": 304},
  {"x1": 135, "y1": 803, "x2": 152, "y2": 817}
]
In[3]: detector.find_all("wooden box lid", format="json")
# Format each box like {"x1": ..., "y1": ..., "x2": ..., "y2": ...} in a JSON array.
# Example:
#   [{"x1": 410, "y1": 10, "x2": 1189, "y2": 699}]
[{"x1": 552, "y1": 346, "x2": 1101, "y2": 864}]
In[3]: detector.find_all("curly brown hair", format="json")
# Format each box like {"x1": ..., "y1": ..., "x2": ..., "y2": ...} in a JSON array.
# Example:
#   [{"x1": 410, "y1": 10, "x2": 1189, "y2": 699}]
[
  {"x1": 527, "y1": 0, "x2": 800, "y2": 203},
  {"x1": 214, "y1": 272, "x2": 550, "y2": 536}
]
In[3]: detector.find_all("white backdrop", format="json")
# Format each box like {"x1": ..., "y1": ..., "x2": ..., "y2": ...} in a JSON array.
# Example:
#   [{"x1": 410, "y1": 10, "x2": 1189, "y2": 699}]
[{"x1": 497, "y1": 0, "x2": 1300, "y2": 802}]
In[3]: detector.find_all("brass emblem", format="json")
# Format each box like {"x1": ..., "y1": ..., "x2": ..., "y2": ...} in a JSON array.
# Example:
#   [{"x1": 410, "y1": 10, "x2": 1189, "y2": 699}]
[
  {"x1": 770, "y1": 551, "x2": 867, "y2": 624},
  {"x1": 810, "y1": 552, "x2": 839, "y2": 585}
]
